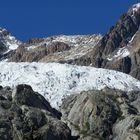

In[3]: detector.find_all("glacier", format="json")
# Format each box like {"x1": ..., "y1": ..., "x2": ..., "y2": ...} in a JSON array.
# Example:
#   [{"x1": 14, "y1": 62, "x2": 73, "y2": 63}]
[{"x1": 0, "y1": 62, "x2": 140, "y2": 108}]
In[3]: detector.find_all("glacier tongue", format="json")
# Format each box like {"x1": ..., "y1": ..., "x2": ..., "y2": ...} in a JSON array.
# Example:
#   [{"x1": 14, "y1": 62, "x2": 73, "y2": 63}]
[{"x1": 0, "y1": 62, "x2": 140, "y2": 108}]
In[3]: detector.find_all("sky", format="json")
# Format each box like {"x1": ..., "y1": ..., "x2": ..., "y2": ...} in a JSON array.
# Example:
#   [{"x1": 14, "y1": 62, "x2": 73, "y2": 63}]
[{"x1": 0, "y1": 0, "x2": 140, "y2": 41}]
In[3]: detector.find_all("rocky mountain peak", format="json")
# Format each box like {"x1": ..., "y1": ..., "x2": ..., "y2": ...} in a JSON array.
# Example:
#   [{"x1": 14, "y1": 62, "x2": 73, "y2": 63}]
[
  {"x1": 100, "y1": 3, "x2": 140, "y2": 57},
  {"x1": 128, "y1": 3, "x2": 140, "y2": 16},
  {"x1": 0, "y1": 27, "x2": 9, "y2": 37},
  {"x1": 83, "y1": 3, "x2": 140, "y2": 74},
  {"x1": 0, "y1": 27, "x2": 21, "y2": 61},
  {"x1": 127, "y1": 3, "x2": 140, "y2": 29}
]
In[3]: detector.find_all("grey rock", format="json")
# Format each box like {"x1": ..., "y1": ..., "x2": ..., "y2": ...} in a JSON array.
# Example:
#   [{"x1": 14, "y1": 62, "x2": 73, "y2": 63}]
[
  {"x1": 0, "y1": 84, "x2": 72, "y2": 140},
  {"x1": 61, "y1": 88, "x2": 140, "y2": 140}
]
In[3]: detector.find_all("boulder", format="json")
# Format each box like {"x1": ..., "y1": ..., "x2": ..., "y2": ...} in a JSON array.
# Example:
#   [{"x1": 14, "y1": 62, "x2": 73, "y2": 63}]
[{"x1": 0, "y1": 84, "x2": 72, "y2": 140}]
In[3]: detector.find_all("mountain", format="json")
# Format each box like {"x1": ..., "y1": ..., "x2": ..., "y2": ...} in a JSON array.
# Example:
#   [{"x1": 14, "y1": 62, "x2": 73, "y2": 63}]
[
  {"x1": 1, "y1": 4, "x2": 140, "y2": 80},
  {"x1": 0, "y1": 28, "x2": 21, "y2": 61},
  {"x1": 0, "y1": 2, "x2": 140, "y2": 140},
  {"x1": 6, "y1": 34, "x2": 102, "y2": 63}
]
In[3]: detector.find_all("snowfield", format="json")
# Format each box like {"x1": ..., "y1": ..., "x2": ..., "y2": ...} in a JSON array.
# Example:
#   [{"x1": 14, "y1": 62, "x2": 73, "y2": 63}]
[{"x1": 0, "y1": 62, "x2": 140, "y2": 108}]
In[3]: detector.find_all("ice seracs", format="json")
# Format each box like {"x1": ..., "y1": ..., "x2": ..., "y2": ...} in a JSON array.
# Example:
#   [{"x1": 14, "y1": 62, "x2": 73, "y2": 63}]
[{"x1": 0, "y1": 62, "x2": 140, "y2": 108}]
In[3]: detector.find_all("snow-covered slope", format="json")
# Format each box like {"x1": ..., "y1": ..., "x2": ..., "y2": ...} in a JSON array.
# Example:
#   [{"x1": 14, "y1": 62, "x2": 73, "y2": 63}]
[
  {"x1": 50, "y1": 34, "x2": 102, "y2": 47},
  {"x1": 27, "y1": 34, "x2": 102, "y2": 49},
  {"x1": 0, "y1": 28, "x2": 21, "y2": 51},
  {"x1": 26, "y1": 35, "x2": 102, "y2": 61},
  {"x1": 0, "y1": 62, "x2": 140, "y2": 108}
]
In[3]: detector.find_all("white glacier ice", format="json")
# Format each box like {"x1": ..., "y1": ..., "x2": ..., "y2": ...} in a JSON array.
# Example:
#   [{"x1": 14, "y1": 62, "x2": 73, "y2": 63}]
[{"x1": 0, "y1": 62, "x2": 140, "y2": 108}]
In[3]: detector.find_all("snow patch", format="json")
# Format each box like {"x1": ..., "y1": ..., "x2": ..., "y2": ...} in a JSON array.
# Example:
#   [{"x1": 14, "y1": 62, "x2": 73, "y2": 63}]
[
  {"x1": 7, "y1": 42, "x2": 19, "y2": 50},
  {"x1": 0, "y1": 28, "x2": 21, "y2": 52},
  {"x1": 107, "y1": 47, "x2": 130, "y2": 61},
  {"x1": 114, "y1": 48, "x2": 130, "y2": 58},
  {"x1": 27, "y1": 45, "x2": 38, "y2": 50},
  {"x1": 129, "y1": 31, "x2": 138, "y2": 43}
]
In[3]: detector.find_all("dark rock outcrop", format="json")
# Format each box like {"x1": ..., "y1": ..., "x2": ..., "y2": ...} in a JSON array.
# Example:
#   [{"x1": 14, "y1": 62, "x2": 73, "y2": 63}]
[
  {"x1": 0, "y1": 28, "x2": 10, "y2": 53},
  {"x1": 104, "y1": 29, "x2": 140, "y2": 80},
  {"x1": 0, "y1": 84, "x2": 72, "y2": 140}
]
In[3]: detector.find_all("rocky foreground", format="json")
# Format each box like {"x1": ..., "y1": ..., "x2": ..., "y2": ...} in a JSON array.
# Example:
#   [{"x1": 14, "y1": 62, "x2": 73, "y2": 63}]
[
  {"x1": 0, "y1": 84, "x2": 72, "y2": 140},
  {"x1": 0, "y1": 84, "x2": 140, "y2": 140},
  {"x1": 61, "y1": 88, "x2": 140, "y2": 140}
]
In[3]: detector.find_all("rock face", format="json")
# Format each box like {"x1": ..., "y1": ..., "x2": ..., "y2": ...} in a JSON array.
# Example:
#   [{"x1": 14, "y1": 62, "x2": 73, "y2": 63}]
[
  {"x1": 103, "y1": 28, "x2": 140, "y2": 80},
  {"x1": 0, "y1": 84, "x2": 72, "y2": 140},
  {"x1": 61, "y1": 88, "x2": 140, "y2": 140},
  {"x1": 9, "y1": 41, "x2": 71, "y2": 62}
]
